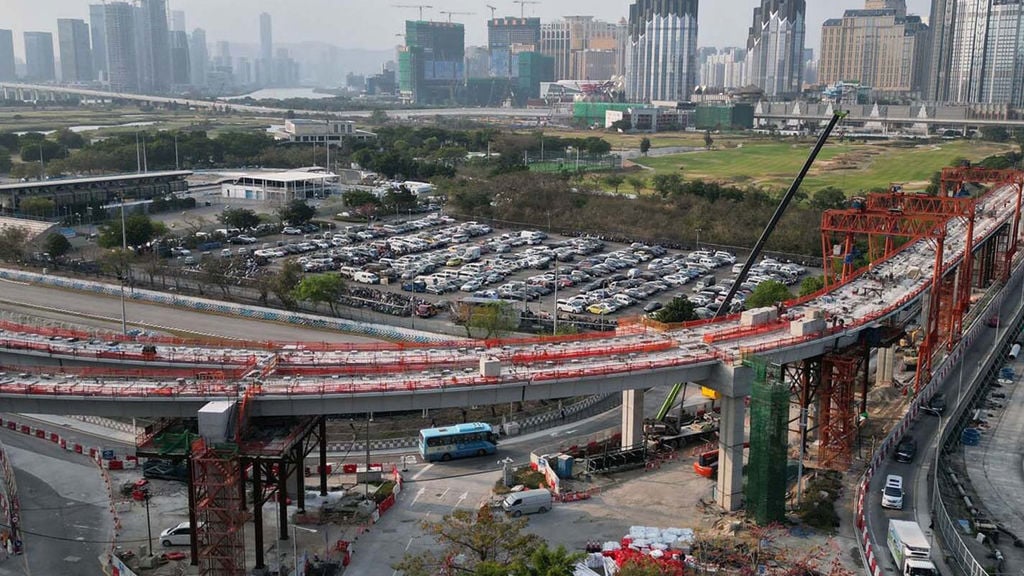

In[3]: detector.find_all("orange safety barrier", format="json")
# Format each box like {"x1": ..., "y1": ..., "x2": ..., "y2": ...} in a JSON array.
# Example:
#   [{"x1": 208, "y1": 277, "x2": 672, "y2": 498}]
[
  {"x1": 702, "y1": 320, "x2": 790, "y2": 344},
  {"x1": 508, "y1": 339, "x2": 674, "y2": 364}
]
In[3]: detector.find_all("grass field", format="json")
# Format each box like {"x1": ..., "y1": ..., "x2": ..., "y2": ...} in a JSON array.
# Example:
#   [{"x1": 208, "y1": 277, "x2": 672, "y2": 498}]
[
  {"x1": 634, "y1": 139, "x2": 1018, "y2": 193},
  {"x1": 0, "y1": 106, "x2": 273, "y2": 137}
]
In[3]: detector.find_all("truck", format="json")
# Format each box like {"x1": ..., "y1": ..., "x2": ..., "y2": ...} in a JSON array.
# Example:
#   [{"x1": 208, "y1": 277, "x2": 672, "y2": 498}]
[
  {"x1": 643, "y1": 383, "x2": 719, "y2": 449},
  {"x1": 887, "y1": 520, "x2": 938, "y2": 576}
]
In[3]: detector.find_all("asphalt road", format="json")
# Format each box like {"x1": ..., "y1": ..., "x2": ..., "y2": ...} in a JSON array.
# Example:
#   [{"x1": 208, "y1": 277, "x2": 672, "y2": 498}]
[
  {"x1": 0, "y1": 428, "x2": 111, "y2": 576},
  {"x1": 865, "y1": 292, "x2": 1014, "y2": 573}
]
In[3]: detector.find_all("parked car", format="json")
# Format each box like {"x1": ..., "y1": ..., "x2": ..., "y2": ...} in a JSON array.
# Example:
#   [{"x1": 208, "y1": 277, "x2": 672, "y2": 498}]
[
  {"x1": 160, "y1": 521, "x2": 195, "y2": 547},
  {"x1": 282, "y1": 227, "x2": 303, "y2": 235}
]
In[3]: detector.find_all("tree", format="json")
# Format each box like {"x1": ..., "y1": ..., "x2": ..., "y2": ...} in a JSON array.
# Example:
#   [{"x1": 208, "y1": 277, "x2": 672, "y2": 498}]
[
  {"x1": 980, "y1": 125, "x2": 1010, "y2": 143},
  {"x1": 653, "y1": 296, "x2": 697, "y2": 323},
  {"x1": 272, "y1": 261, "x2": 303, "y2": 308},
  {"x1": 19, "y1": 139, "x2": 65, "y2": 163},
  {"x1": 370, "y1": 109, "x2": 389, "y2": 125},
  {"x1": 704, "y1": 130, "x2": 714, "y2": 150},
  {"x1": 43, "y1": 233, "x2": 71, "y2": 258},
  {"x1": 0, "y1": 226, "x2": 29, "y2": 263},
  {"x1": 18, "y1": 197, "x2": 55, "y2": 217},
  {"x1": 54, "y1": 128, "x2": 86, "y2": 149},
  {"x1": 810, "y1": 187, "x2": 847, "y2": 210},
  {"x1": 199, "y1": 256, "x2": 237, "y2": 297},
  {"x1": 292, "y1": 273, "x2": 346, "y2": 315},
  {"x1": 639, "y1": 137, "x2": 651, "y2": 156},
  {"x1": 342, "y1": 189, "x2": 381, "y2": 209},
  {"x1": 98, "y1": 213, "x2": 166, "y2": 248},
  {"x1": 277, "y1": 199, "x2": 316, "y2": 226},
  {"x1": 217, "y1": 207, "x2": 261, "y2": 230},
  {"x1": 617, "y1": 557, "x2": 682, "y2": 576},
  {"x1": 604, "y1": 174, "x2": 625, "y2": 193},
  {"x1": 463, "y1": 301, "x2": 519, "y2": 338},
  {"x1": 0, "y1": 146, "x2": 11, "y2": 174},
  {"x1": 627, "y1": 175, "x2": 647, "y2": 195},
  {"x1": 798, "y1": 276, "x2": 825, "y2": 297},
  {"x1": 745, "y1": 280, "x2": 792, "y2": 308},
  {"x1": 651, "y1": 173, "x2": 682, "y2": 199},
  {"x1": 393, "y1": 506, "x2": 542, "y2": 576}
]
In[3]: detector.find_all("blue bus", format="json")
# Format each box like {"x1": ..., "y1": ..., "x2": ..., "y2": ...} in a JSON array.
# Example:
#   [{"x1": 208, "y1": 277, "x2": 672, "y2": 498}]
[{"x1": 418, "y1": 422, "x2": 499, "y2": 462}]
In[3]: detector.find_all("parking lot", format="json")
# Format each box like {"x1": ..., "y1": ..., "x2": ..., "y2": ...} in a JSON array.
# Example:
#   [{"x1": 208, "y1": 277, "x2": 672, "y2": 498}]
[{"x1": 158, "y1": 206, "x2": 814, "y2": 331}]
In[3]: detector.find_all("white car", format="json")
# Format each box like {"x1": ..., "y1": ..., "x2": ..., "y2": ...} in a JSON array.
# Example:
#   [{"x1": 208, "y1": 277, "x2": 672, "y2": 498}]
[
  {"x1": 282, "y1": 227, "x2": 303, "y2": 235},
  {"x1": 160, "y1": 521, "x2": 194, "y2": 546}
]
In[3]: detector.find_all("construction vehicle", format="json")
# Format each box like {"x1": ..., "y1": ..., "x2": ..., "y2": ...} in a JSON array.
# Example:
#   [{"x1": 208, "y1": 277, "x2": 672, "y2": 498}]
[
  {"x1": 643, "y1": 383, "x2": 719, "y2": 449},
  {"x1": 887, "y1": 520, "x2": 938, "y2": 576}
]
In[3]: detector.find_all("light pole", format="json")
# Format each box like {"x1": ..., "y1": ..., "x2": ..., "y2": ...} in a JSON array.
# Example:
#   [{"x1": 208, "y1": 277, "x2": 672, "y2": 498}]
[
  {"x1": 696, "y1": 228, "x2": 703, "y2": 250},
  {"x1": 552, "y1": 265, "x2": 559, "y2": 335},
  {"x1": 143, "y1": 490, "x2": 153, "y2": 556},
  {"x1": 119, "y1": 196, "x2": 128, "y2": 335},
  {"x1": 292, "y1": 525, "x2": 317, "y2": 576}
]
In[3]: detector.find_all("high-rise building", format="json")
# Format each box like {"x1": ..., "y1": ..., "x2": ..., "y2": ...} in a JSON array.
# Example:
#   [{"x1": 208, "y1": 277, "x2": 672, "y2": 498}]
[
  {"x1": 236, "y1": 56, "x2": 253, "y2": 85},
  {"x1": 170, "y1": 10, "x2": 186, "y2": 32},
  {"x1": 398, "y1": 20, "x2": 465, "y2": 104},
  {"x1": 214, "y1": 41, "x2": 232, "y2": 71},
  {"x1": 141, "y1": 0, "x2": 171, "y2": 93},
  {"x1": 487, "y1": 17, "x2": 540, "y2": 79},
  {"x1": 259, "y1": 12, "x2": 273, "y2": 86},
  {"x1": 699, "y1": 47, "x2": 746, "y2": 89},
  {"x1": 189, "y1": 28, "x2": 208, "y2": 87},
  {"x1": 89, "y1": 5, "x2": 108, "y2": 82},
  {"x1": 625, "y1": 0, "x2": 699, "y2": 102},
  {"x1": 819, "y1": 2, "x2": 928, "y2": 95},
  {"x1": 105, "y1": 2, "x2": 139, "y2": 92},
  {"x1": 744, "y1": 0, "x2": 806, "y2": 97},
  {"x1": 169, "y1": 30, "x2": 190, "y2": 87},
  {"x1": 24, "y1": 32, "x2": 56, "y2": 82},
  {"x1": 0, "y1": 29, "x2": 15, "y2": 81},
  {"x1": 58, "y1": 19, "x2": 93, "y2": 83},
  {"x1": 540, "y1": 16, "x2": 625, "y2": 81},
  {"x1": 927, "y1": 0, "x2": 1024, "y2": 105}
]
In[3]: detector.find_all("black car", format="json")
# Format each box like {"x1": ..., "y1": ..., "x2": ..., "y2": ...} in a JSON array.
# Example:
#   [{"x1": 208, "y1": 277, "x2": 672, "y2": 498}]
[
  {"x1": 921, "y1": 394, "x2": 947, "y2": 416},
  {"x1": 895, "y1": 437, "x2": 917, "y2": 462},
  {"x1": 143, "y1": 458, "x2": 189, "y2": 482}
]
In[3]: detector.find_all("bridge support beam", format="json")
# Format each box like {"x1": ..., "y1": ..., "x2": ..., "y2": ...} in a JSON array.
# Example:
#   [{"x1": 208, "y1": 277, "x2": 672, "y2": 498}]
[
  {"x1": 620, "y1": 389, "x2": 643, "y2": 448},
  {"x1": 716, "y1": 393, "x2": 746, "y2": 511}
]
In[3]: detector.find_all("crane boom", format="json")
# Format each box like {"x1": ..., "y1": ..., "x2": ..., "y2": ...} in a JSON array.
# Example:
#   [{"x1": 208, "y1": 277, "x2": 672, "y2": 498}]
[
  {"x1": 440, "y1": 10, "x2": 476, "y2": 22},
  {"x1": 714, "y1": 111, "x2": 848, "y2": 319},
  {"x1": 513, "y1": 0, "x2": 540, "y2": 18},
  {"x1": 392, "y1": 4, "x2": 432, "y2": 20},
  {"x1": 486, "y1": 4, "x2": 497, "y2": 19}
]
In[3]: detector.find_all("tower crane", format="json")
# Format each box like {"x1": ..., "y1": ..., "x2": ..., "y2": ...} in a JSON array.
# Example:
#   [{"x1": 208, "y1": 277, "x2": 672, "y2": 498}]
[
  {"x1": 439, "y1": 10, "x2": 476, "y2": 22},
  {"x1": 513, "y1": 0, "x2": 540, "y2": 18},
  {"x1": 486, "y1": 4, "x2": 498, "y2": 19},
  {"x1": 392, "y1": 4, "x2": 433, "y2": 20}
]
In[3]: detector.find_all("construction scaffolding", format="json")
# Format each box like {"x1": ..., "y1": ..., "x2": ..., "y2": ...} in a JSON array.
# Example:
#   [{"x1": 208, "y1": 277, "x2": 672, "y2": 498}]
[
  {"x1": 191, "y1": 438, "x2": 246, "y2": 576},
  {"x1": 818, "y1": 351, "x2": 866, "y2": 471},
  {"x1": 745, "y1": 356, "x2": 789, "y2": 525}
]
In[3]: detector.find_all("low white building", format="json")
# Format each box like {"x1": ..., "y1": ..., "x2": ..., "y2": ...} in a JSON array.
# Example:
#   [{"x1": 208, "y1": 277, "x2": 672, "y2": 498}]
[
  {"x1": 277, "y1": 119, "x2": 377, "y2": 144},
  {"x1": 220, "y1": 168, "x2": 338, "y2": 202}
]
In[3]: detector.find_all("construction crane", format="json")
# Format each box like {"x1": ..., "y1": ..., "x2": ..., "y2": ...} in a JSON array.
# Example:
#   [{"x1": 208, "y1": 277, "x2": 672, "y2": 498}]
[
  {"x1": 513, "y1": 0, "x2": 540, "y2": 18},
  {"x1": 392, "y1": 4, "x2": 432, "y2": 20},
  {"x1": 439, "y1": 10, "x2": 476, "y2": 22},
  {"x1": 486, "y1": 4, "x2": 498, "y2": 19}
]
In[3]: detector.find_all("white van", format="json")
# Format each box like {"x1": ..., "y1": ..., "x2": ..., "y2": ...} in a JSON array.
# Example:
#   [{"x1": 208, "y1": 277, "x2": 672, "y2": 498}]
[
  {"x1": 881, "y1": 474, "x2": 904, "y2": 509},
  {"x1": 501, "y1": 488, "x2": 552, "y2": 517},
  {"x1": 353, "y1": 271, "x2": 380, "y2": 284},
  {"x1": 160, "y1": 521, "x2": 194, "y2": 546}
]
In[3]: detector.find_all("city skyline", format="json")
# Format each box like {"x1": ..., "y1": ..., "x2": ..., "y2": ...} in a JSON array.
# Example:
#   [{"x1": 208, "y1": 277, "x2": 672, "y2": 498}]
[{"x1": 1, "y1": 0, "x2": 932, "y2": 57}]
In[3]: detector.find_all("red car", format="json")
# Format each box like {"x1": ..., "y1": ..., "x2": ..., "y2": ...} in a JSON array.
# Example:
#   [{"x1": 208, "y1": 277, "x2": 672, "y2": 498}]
[{"x1": 987, "y1": 315, "x2": 1000, "y2": 328}]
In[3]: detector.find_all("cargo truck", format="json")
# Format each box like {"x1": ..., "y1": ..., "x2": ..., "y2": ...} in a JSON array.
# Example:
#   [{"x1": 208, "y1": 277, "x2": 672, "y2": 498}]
[{"x1": 887, "y1": 519, "x2": 938, "y2": 576}]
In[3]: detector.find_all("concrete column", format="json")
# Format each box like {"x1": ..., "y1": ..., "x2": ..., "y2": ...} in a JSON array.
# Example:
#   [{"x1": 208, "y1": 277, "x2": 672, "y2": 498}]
[
  {"x1": 620, "y1": 389, "x2": 644, "y2": 448},
  {"x1": 716, "y1": 393, "x2": 746, "y2": 511}
]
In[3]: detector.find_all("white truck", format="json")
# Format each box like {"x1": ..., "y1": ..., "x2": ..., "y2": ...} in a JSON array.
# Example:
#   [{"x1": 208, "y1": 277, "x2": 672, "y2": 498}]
[{"x1": 887, "y1": 520, "x2": 938, "y2": 576}]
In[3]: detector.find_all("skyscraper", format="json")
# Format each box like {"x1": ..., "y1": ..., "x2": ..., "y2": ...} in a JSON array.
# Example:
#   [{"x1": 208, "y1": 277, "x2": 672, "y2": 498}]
[
  {"x1": 105, "y1": 2, "x2": 139, "y2": 92},
  {"x1": 169, "y1": 30, "x2": 190, "y2": 87},
  {"x1": 488, "y1": 17, "x2": 541, "y2": 79},
  {"x1": 141, "y1": 0, "x2": 171, "y2": 93},
  {"x1": 398, "y1": 20, "x2": 465, "y2": 104},
  {"x1": 625, "y1": 0, "x2": 699, "y2": 102},
  {"x1": 928, "y1": 0, "x2": 1024, "y2": 105},
  {"x1": 189, "y1": 28, "x2": 208, "y2": 87},
  {"x1": 259, "y1": 12, "x2": 273, "y2": 86},
  {"x1": 865, "y1": 0, "x2": 908, "y2": 12},
  {"x1": 744, "y1": 0, "x2": 806, "y2": 97},
  {"x1": 0, "y1": 29, "x2": 15, "y2": 81},
  {"x1": 24, "y1": 32, "x2": 56, "y2": 82},
  {"x1": 540, "y1": 17, "x2": 625, "y2": 81},
  {"x1": 58, "y1": 19, "x2": 93, "y2": 83},
  {"x1": 170, "y1": 10, "x2": 186, "y2": 32},
  {"x1": 89, "y1": 4, "x2": 108, "y2": 82}
]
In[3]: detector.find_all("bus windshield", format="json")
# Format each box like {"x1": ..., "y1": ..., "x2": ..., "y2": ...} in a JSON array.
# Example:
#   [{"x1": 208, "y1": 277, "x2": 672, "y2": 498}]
[{"x1": 418, "y1": 422, "x2": 498, "y2": 462}]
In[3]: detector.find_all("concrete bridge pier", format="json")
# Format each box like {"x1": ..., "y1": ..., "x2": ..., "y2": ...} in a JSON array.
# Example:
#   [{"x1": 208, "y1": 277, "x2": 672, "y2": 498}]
[
  {"x1": 621, "y1": 389, "x2": 644, "y2": 448},
  {"x1": 717, "y1": 393, "x2": 747, "y2": 511}
]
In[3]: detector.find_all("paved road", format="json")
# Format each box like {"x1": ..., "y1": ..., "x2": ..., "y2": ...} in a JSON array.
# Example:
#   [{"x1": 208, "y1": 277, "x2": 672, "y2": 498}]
[
  {"x1": 0, "y1": 279, "x2": 380, "y2": 344},
  {"x1": 0, "y1": 428, "x2": 111, "y2": 576}
]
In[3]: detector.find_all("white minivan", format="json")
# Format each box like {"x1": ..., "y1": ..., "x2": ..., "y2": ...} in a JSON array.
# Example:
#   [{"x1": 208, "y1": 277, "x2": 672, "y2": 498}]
[
  {"x1": 501, "y1": 488, "x2": 552, "y2": 517},
  {"x1": 160, "y1": 521, "x2": 194, "y2": 546},
  {"x1": 881, "y1": 474, "x2": 904, "y2": 509}
]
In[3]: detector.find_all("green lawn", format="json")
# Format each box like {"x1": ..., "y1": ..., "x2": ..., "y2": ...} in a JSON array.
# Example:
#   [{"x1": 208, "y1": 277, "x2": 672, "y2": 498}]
[{"x1": 634, "y1": 140, "x2": 1018, "y2": 193}]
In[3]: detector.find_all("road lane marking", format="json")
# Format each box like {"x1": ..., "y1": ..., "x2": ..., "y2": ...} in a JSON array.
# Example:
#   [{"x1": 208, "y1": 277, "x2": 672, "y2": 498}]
[{"x1": 412, "y1": 463, "x2": 433, "y2": 480}]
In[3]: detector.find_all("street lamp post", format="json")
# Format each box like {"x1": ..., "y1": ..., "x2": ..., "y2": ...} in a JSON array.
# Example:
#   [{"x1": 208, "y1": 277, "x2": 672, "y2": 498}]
[
  {"x1": 143, "y1": 490, "x2": 153, "y2": 556},
  {"x1": 696, "y1": 228, "x2": 703, "y2": 250},
  {"x1": 292, "y1": 525, "x2": 318, "y2": 576},
  {"x1": 119, "y1": 196, "x2": 128, "y2": 335}
]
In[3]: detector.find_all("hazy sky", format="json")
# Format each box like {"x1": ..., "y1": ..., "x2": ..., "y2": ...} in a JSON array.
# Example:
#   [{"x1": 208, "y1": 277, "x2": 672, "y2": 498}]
[{"x1": 3, "y1": 0, "x2": 933, "y2": 56}]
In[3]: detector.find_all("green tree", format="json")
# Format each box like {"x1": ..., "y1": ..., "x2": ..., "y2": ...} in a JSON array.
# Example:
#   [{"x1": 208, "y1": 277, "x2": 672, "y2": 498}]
[
  {"x1": 343, "y1": 189, "x2": 382, "y2": 209},
  {"x1": 604, "y1": 174, "x2": 625, "y2": 193},
  {"x1": 639, "y1": 137, "x2": 651, "y2": 156},
  {"x1": 10, "y1": 162, "x2": 43, "y2": 180},
  {"x1": 19, "y1": 139, "x2": 65, "y2": 163},
  {"x1": 583, "y1": 136, "x2": 612, "y2": 155},
  {"x1": 277, "y1": 199, "x2": 316, "y2": 226},
  {"x1": 980, "y1": 125, "x2": 1010, "y2": 143},
  {"x1": 98, "y1": 213, "x2": 165, "y2": 248},
  {"x1": 217, "y1": 207, "x2": 261, "y2": 230},
  {"x1": 370, "y1": 109, "x2": 389, "y2": 125},
  {"x1": 810, "y1": 187, "x2": 847, "y2": 210},
  {"x1": 0, "y1": 226, "x2": 29, "y2": 263},
  {"x1": 0, "y1": 146, "x2": 12, "y2": 174},
  {"x1": 54, "y1": 128, "x2": 86, "y2": 149},
  {"x1": 745, "y1": 280, "x2": 792, "y2": 308},
  {"x1": 653, "y1": 297, "x2": 697, "y2": 323},
  {"x1": 292, "y1": 273, "x2": 347, "y2": 315},
  {"x1": 704, "y1": 130, "x2": 714, "y2": 150},
  {"x1": 626, "y1": 175, "x2": 647, "y2": 195},
  {"x1": 198, "y1": 256, "x2": 237, "y2": 297},
  {"x1": 798, "y1": 276, "x2": 825, "y2": 297},
  {"x1": 463, "y1": 301, "x2": 518, "y2": 338},
  {"x1": 272, "y1": 261, "x2": 303, "y2": 308},
  {"x1": 651, "y1": 173, "x2": 682, "y2": 198},
  {"x1": 382, "y1": 186, "x2": 418, "y2": 214},
  {"x1": 43, "y1": 233, "x2": 72, "y2": 258},
  {"x1": 393, "y1": 506, "x2": 542, "y2": 576},
  {"x1": 18, "y1": 197, "x2": 55, "y2": 217}
]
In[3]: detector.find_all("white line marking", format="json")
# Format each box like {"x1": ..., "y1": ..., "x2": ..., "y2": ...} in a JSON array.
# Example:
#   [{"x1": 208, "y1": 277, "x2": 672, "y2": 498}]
[{"x1": 412, "y1": 463, "x2": 433, "y2": 480}]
